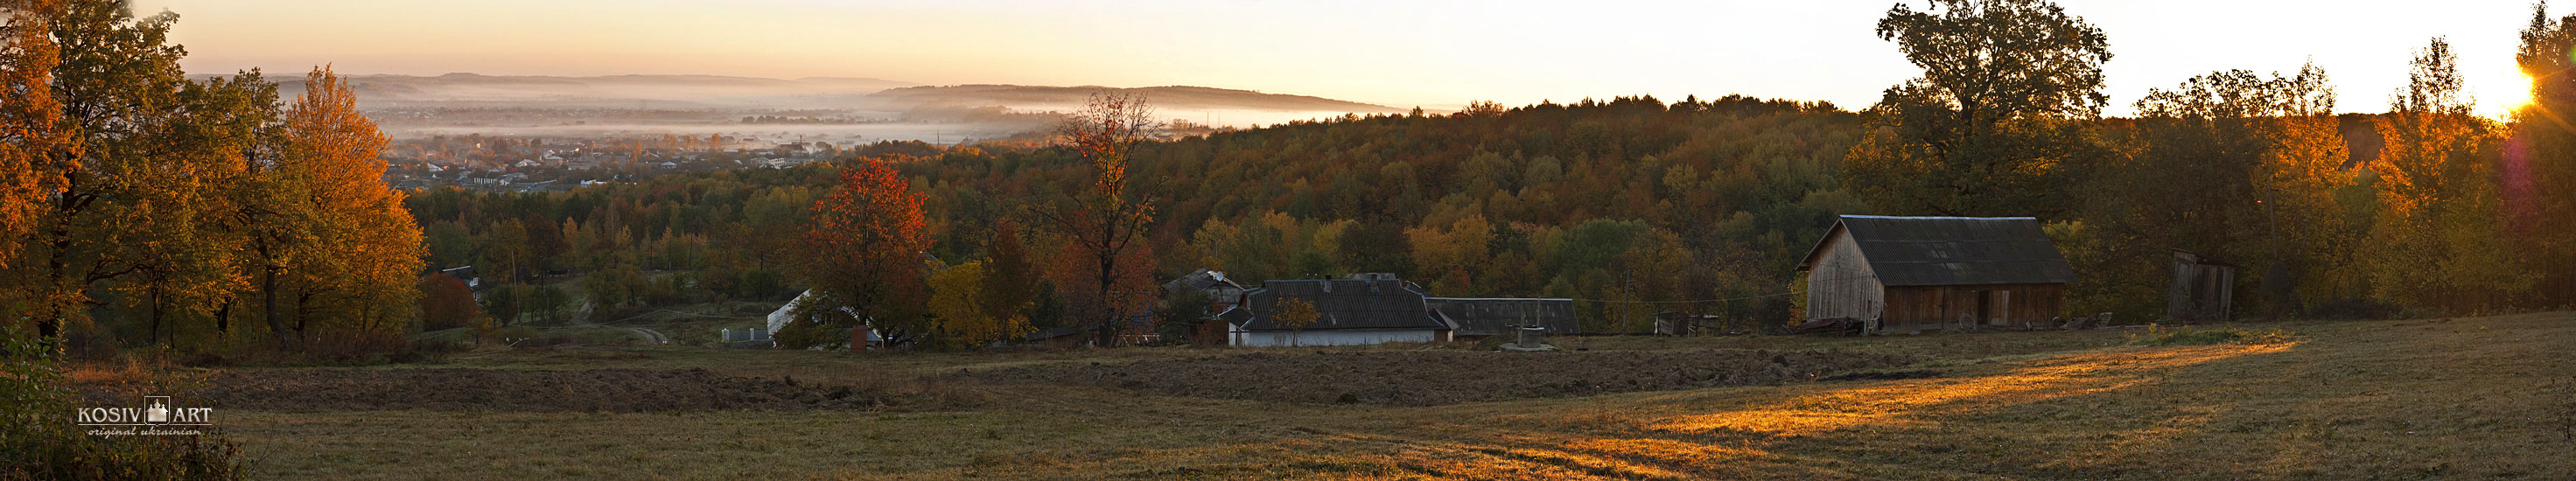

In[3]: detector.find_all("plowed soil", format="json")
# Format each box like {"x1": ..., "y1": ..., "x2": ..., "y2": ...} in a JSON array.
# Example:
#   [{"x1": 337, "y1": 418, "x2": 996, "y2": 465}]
[
  {"x1": 111, "y1": 368, "x2": 885, "y2": 412},
  {"x1": 961, "y1": 349, "x2": 1919, "y2": 406}
]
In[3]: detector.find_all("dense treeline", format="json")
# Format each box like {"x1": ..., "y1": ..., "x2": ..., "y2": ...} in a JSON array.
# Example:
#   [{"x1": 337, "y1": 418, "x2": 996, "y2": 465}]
[{"x1": 914, "y1": 95, "x2": 1868, "y2": 332}]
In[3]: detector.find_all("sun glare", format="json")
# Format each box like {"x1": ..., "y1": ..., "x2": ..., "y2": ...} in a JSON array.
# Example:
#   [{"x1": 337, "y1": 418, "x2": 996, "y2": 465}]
[{"x1": 2499, "y1": 71, "x2": 2538, "y2": 115}]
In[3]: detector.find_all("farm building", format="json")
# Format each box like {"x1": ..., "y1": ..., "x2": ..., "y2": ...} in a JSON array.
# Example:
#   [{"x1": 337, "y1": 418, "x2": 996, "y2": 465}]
[
  {"x1": 1423, "y1": 297, "x2": 1577, "y2": 338},
  {"x1": 1217, "y1": 277, "x2": 1453, "y2": 346},
  {"x1": 1796, "y1": 215, "x2": 2076, "y2": 333},
  {"x1": 766, "y1": 289, "x2": 885, "y2": 348},
  {"x1": 1162, "y1": 268, "x2": 1249, "y2": 314},
  {"x1": 2167, "y1": 249, "x2": 2236, "y2": 324}
]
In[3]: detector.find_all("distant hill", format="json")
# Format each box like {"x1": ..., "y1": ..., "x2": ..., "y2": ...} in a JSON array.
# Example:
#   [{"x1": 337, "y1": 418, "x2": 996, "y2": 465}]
[
  {"x1": 863, "y1": 84, "x2": 1404, "y2": 114},
  {"x1": 245, "y1": 73, "x2": 917, "y2": 108},
  {"x1": 215, "y1": 73, "x2": 1398, "y2": 117}
]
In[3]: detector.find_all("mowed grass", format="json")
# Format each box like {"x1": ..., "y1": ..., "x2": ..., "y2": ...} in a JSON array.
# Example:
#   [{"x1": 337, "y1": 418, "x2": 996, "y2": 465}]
[{"x1": 220, "y1": 313, "x2": 2576, "y2": 480}]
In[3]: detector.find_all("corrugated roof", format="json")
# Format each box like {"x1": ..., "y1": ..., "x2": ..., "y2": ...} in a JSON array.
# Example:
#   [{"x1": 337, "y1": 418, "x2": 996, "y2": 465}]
[
  {"x1": 1161, "y1": 268, "x2": 1243, "y2": 294},
  {"x1": 1424, "y1": 297, "x2": 1578, "y2": 336},
  {"x1": 1220, "y1": 279, "x2": 1450, "y2": 331},
  {"x1": 1799, "y1": 215, "x2": 2076, "y2": 287}
]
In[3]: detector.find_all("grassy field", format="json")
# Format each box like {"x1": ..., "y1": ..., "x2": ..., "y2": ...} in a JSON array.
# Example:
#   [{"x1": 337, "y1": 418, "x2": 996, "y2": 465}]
[{"x1": 207, "y1": 312, "x2": 2574, "y2": 479}]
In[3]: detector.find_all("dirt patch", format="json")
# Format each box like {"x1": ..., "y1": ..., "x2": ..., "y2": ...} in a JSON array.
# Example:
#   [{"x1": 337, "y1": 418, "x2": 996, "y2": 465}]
[
  {"x1": 960, "y1": 349, "x2": 1918, "y2": 406},
  {"x1": 92, "y1": 368, "x2": 905, "y2": 412}
]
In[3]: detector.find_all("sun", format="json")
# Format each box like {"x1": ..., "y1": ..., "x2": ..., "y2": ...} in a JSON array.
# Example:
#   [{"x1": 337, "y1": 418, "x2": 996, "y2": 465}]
[{"x1": 2496, "y1": 70, "x2": 2537, "y2": 115}]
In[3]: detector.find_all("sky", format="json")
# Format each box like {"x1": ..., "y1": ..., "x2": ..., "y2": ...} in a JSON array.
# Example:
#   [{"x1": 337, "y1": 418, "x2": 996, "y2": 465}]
[{"x1": 152, "y1": 0, "x2": 2544, "y2": 117}]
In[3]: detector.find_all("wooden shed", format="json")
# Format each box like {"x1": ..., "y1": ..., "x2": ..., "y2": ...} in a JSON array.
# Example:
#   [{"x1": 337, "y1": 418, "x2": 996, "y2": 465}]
[
  {"x1": 1796, "y1": 215, "x2": 2076, "y2": 333},
  {"x1": 2166, "y1": 249, "x2": 2236, "y2": 324}
]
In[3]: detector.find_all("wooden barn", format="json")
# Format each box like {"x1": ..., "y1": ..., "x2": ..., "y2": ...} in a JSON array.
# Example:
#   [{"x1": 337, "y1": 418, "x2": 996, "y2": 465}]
[{"x1": 1796, "y1": 215, "x2": 2076, "y2": 333}]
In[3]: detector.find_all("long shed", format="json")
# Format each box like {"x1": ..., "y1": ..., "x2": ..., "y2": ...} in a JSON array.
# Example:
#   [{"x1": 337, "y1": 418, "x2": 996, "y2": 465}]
[
  {"x1": 1796, "y1": 215, "x2": 2076, "y2": 333},
  {"x1": 1217, "y1": 278, "x2": 1453, "y2": 346},
  {"x1": 1424, "y1": 297, "x2": 1577, "y2": 337}
]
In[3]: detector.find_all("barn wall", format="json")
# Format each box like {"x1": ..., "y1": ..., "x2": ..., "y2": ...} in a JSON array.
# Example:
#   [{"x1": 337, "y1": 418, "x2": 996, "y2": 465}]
[
  {"x1": 1804, "y1": 229, "x2": 1886, "y2": 322},
  {"x1": 1232, "y1": 329, "x2": 1440, "y2": 347},
  {"x1": 1881, "y1": 283, "x2": 2067, "y2": 331}
]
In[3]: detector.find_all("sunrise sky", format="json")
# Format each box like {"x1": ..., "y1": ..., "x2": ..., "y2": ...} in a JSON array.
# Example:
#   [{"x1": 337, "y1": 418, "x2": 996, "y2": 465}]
[{"x1": 152, "y1": 0, "x2": 2541, "y2": 117}]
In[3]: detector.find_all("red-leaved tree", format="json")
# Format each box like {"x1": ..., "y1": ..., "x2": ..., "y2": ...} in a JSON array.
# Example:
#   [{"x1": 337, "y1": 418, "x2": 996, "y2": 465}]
[
  {"x1": 416, "y1": 273, "x2": 480, "y2": 331},
  {"x1": 799, "y1": 158, "x2": 930, "y2": 349}
]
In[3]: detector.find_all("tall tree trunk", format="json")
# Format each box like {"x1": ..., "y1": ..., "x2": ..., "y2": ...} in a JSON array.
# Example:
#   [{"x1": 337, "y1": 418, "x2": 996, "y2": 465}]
[
  {"x1": 214, "y1": 298, "x2": 231, "y2": 332},
  {"x1": 148, "y1": 284, "x2": 162, "y2": 345},
  {"x1": 262, "y1": 264, "x2": 291, "y2": 349}
]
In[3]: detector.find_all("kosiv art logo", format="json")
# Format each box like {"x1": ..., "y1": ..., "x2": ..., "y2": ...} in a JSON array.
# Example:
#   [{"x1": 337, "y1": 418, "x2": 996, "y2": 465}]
[{"x1": 76, "y1": 395, "x2": 214, "y2": 436}]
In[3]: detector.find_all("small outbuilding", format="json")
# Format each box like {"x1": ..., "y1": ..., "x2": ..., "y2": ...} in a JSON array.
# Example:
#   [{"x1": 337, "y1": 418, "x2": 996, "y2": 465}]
[
  {"x1": 1796, "y1": 215, "x2": 2076, "y2": 333},
  {"x1": 2167, "y1": 249, "x2": 2236, "y2": 324},
  {"x1": 1217, "y1": 277, "x2": 1452, "y2": 346}
]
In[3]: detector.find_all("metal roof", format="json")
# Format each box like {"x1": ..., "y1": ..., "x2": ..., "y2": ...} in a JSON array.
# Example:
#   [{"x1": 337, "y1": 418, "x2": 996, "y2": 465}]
[
  {"x1": 1160, "y1": 268, "x2": 1244, "y2": 295},
  {"x1": 1424, "y1": 297, "x2": 1577, "y2": 336},
  {"x1": 1798, "y1": 215, "x2": 2076, "y2": 287},
  {"x1": 1219, "y1": 279, "x2": 1451, "y2": 331}
]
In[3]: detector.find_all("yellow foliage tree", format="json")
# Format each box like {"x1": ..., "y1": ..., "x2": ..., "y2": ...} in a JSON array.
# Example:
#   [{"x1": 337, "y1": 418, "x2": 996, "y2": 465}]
[
  {"x1": 1275, "y1": 297, "x2": 1319, "y2": 346},
  {"x1": 2367, "y1": 38, "x2": 2531, "y2": 313},
  {"x1": 928, "y1": 260, "x2": 1033, "y2": 346}
]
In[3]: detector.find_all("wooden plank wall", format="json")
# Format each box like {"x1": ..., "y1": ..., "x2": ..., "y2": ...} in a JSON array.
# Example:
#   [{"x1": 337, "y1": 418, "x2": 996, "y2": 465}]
[
  {"x1": 1881, "y1": 283, "x2": 2068, "y2": 331},
  {"x1": 1804, "y1": 230, "x2": 1886, "y2": 322}
]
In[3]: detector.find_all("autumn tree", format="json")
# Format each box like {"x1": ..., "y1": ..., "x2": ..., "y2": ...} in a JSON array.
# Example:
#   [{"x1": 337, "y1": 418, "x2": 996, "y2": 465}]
[
  {"x1": 1846, "y1": 0, "x2": 2110, "y2": 216},
  {"x1": 2510, "y1": 3, "x2": 2576, "y2": 305},
  {"x1": 0, "y1": 0, "x2": 67, "y2": 275},
  {"x1": 1041, "y1": 93, "x2": 1162, "y2": 346},
  {"x1": 2107, "y1": 62, "x2": 2359, "y2": 317},
  {"x1": 2367, "y1": 38, "x2": 2529, "y2": 312},
  {"x1": 256, "y1": 66, "x2": 426, "y2": 344},
  {"x1": 1274, "y1": 297, "x2": 1318, "y2": 346},
  {"x1": 927, "y1": 260, "x2": 1033, "y2": 346},
  {"x1": 799, "y1": 158, "x2": 931, "y2": 348},
  {"x1": 2, "y1": 3, "x2": 260, "y2": 345},
  {"x1": 417, "y1": 273, "x2": 480, "y2": 331},
  {"x1": 980, "y1": 222, "x2": 1040, "y2": 325}
]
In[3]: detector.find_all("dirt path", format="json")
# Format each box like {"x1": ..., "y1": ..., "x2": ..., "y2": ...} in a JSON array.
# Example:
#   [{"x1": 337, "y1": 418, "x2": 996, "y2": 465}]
[{"x1": 572, "y1": 300, "x2": 670, "y2": 345}]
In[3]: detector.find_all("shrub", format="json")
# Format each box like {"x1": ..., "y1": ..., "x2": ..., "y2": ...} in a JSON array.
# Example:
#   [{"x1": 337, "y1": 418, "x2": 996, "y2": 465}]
[{"x1": 1, "y1": 328, "x2": 248, "y2": 479}]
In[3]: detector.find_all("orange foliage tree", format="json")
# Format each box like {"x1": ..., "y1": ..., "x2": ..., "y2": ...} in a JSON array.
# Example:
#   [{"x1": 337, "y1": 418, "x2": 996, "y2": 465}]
[
  {"x1": 1041, "y1": 93, "x2": 1162, "y2": 346},
  {"x1": 0, "y1": 0, "x2": 69, "y2": 274},
  {"x1": 246, "y1": 66, "x2": 425, "y2": 347},
  {"x1": 799, "y1": 158, "x2": 931, "y2": 348}
]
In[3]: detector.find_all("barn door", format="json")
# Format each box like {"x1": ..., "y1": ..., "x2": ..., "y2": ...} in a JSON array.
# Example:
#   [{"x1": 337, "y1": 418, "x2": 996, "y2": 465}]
[{"x1": 1986, "y1": 290, "x2": 2012, "y2": 326}]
